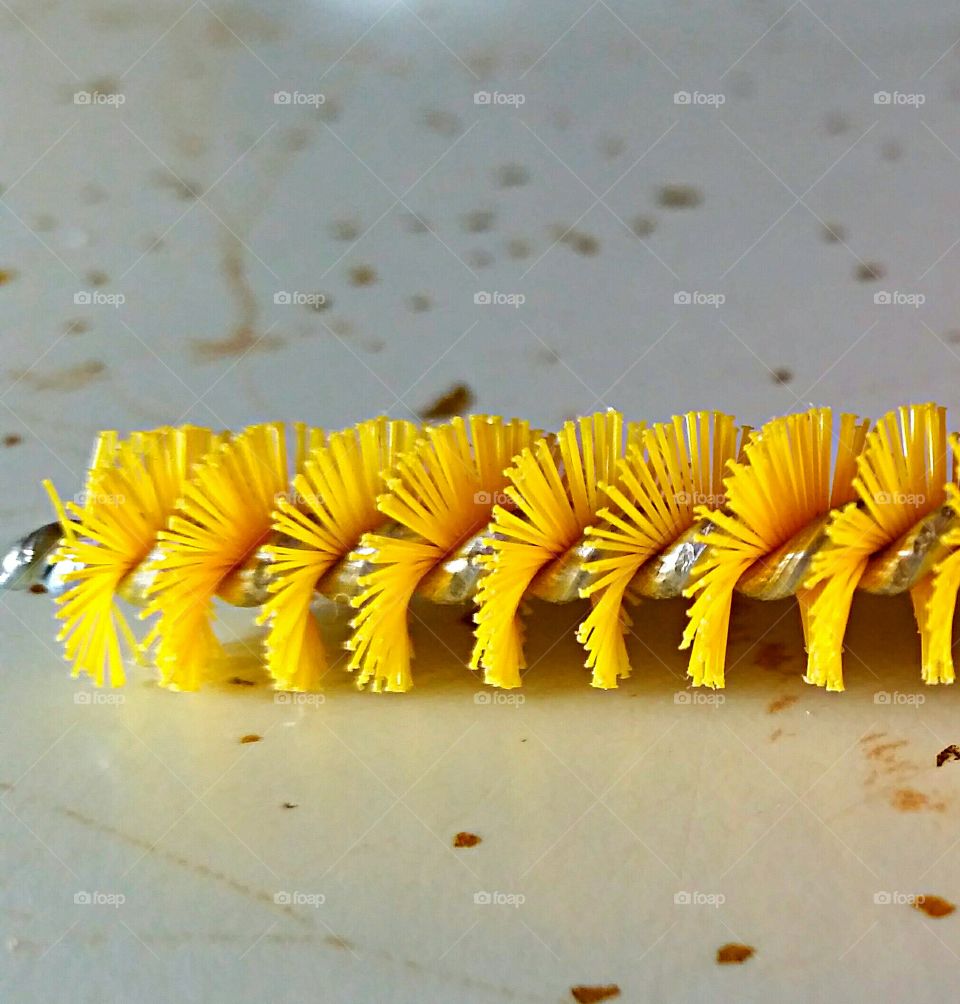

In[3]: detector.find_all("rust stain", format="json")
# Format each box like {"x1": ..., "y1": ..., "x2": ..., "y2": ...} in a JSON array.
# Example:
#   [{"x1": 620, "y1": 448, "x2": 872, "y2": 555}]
[
  {"x1": 717, "y1": 943, "x2": 755, "y2": 964},
  {"x1": 936, "y1": 745, "x2": 960, "y2": 767},
  {"x1": 571, "y1": 986, "x2": 620, "y2": 1003},
  {"x1": 855, "y1": 261, "x2": 885, "y2": 282},
  {"x1": 769, "y1": 728, "x2": 784, "y2": 742},
  {"x1": 12, "y1": 360, "x2": 106, "y2": 392},
  {"x1": 657, "y1": 184, "x2": 702, "y2": 208},
  {"x1": 0, "y1": 268, "x2": 17, "y2": 284},
  {"x1": 550, "y1": 225, "x2": 599, "y2": 256},
  {"x1": 867, "y1": 740, "x2": 908, "y2": 761},
  {"x1": 767, "y1": 694, "x2": 797, "y2": 714},
  {"x1": 419, "y1": 383, "x2": 475, "y2": 420},
  {"x1": 347, "y1": 264, "x2": 378, "y2": 287},
  {"x1": 891, "y1": 788, "x2": 946, "y2": 813},
  {"x1": 191, "y1": 238, "x2": 282, "y2": 361},
  {"x1": 753, "y1": 641, "x2": 792, "y2": 672},
  {"x1": 239, "y1": 734, "x2": 262, "y2": 744},
  {"x1": 3, "y1": 433, "x2": 22, "y2": 447},
  {"x1": 913, "y1": 895, "x2": 955, "y2": 918},
  {"x1": 453, "y1": 831, "x2": 481, "y2": 848},
  {"x1": 57, "y1": 806, "x2": 309, "y2": 925},
  {"x1": 771, "y1": 367, "x2": 793, "y2": 385},
  {"x1": 462, "y1": 209, "x2": 495, "y2": 233}
]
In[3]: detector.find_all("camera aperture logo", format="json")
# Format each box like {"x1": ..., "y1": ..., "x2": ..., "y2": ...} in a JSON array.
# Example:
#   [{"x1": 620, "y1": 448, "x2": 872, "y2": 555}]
[
  {"x1": 674, "y1": 290, "x2": 724, "y2": 308},
  {"x1": 274, "y1": 91, "x2": 325, "y2": 106},
  {"x1": 474, "y1": 291, "x2": 525, "y2": 308},
  {"x1": 473, "y1": 890, "x2": 525, "y2": 907},
  {"x1": 274, "y1": 890, "x2": 325, "y2": 907}
]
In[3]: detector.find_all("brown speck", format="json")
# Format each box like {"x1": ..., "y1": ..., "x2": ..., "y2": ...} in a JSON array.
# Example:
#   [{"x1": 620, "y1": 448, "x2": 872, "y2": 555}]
[
  {"x1": 754, "y1": 641, "x2": 791, "y2": 671},
  {"x1": 657, "y1": 184, "x2": 702, "y2": 209},
  {"x1": 821, "y1": 222, "x2": 847, "y2": 243},
  {"x1": 867, "y1": 740, "x2": 908, "y2": 761},
  {"x1": 282, "y1": 802, "x2": 298, "y2": 809},
  {"x1": 348, "y1": 264, "x2": 377, "y2": 287},
  {"x1": 913, "y1": 895, "x2": 956, "y2": 918},
  {"x1": 0, "y1": 268, "x2": 18, "y2": 285},
  {"x1": 769, "y1": 728, "x2": 784, "y2": 742},
  {"x1": 453, "y1": 831, "x2": 481, "y2": 848},
  {"x1": 282, "y1": 127, "x2": 310, "y2": 152},
  {"x1": 325, "y1": 934, "x2": 355, "y2": 951},
  {"x1": 824, "y1": 110, "x2": 850, "y2": 135},
  {"x1": 420, "y1": 383, "x2": 475, "y2": 420},
  {"x1": 308, "y1": 294, "x2": 331, "y2": 313},
  {"x1": 33, "y1": 213, "x2": 57, "y2": 232},
  {"x1": 229, "y1": 677, "x2": 255, "y2": 687},
  {"x1": 87, "y1": 76, "x2": 122, "y2": 97},
  {"x1": 400, "y1": 212, "x2": 431, "y2": 234},
  {"x1": 717, "y1": 943, "x2": 755, "y2": 965},
  {"x1": 12, "y1": 360, "x2": 106, "y2": 392},
  {"x1": 855, "y1": 261, "x2": 885, "y2": 282},
  {"x1": 937, "y1": 745, "x2": 960, "y2": 767},
  {"x1": 28, "y1": 583, "x2": 47, "y2": 595},
  {"x1": 495, "y1": 163, "x2": 529, "y2": 187},
  {"x1": 880, "y1": 139, "x2": 903, "y2": 161},
  {"x1": 462, "y1": 209, "x2": 495, "y2": 233},
  {"x1": 630, "y1": 215, "x2": 657, "y2": 238},
  {"x1": 408, "y1": 293, "x2": 432, "y2": 312},
  {"x1": 533, "y1": 346, "x2": 560, "y2": 365},
  {"x1": 175, "y1": 133, "x2": 207, "y2": 157},
  {"x1": 507, "y1": 237, "x2": 532, "y2": 260},
  {"x1": 80, "y1": 183, "x2": 108, "y2": 205},
  {"x1": 86, "y1": 269, "x2": 110, "y2": 287},
  {"x1": 3, "y1": 434, "x2": 22, "y2": 447},
  {"x1": 64, "y1": 318, "x2": 90, "y2": 335},
  {"x1": 571, "y1": 986, "x2": 620, "y2": 1003},
  {"x1": 328, "y1": 318, "x2": 356, "y2": 338},
  {"x1": 599, "y1": 136, "x2": 625, "y2": 159},
  {"x1": 771, "y1": 367, "x2": 793, "y2": 385},
  {"x1": 239, "y1": 734, "x2": 261, "y2": 745},
  {"x1": 151, "y1": 169, "x2": 200, "y2": 201},
  {"x1": 330, "y1": 218, "x2": 361, "y2": 241},
  {"x1": 767, "y1": 694, "x2": 797, "y2": 714},
  {"x1": 860, "y1": 731, "x2": 885, "y2": 744},
  {"x1": 467, "y1": 249, "x2": 494, "y2": 268},
  {"x1": 891, "y1": 788, "x2": 945, "y2": 813},
  {"x1": 551, "y1": 226, "x2": 599, "y2": 255},
  {"x1": 421, "y1": 108, "x2": 462, "y2": 137}
]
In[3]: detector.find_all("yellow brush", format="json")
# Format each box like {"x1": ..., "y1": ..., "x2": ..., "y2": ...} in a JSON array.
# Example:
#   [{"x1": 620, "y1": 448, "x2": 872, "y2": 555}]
[{"x1": 4, "y1": 403, "x2": 956, "y2": 696}]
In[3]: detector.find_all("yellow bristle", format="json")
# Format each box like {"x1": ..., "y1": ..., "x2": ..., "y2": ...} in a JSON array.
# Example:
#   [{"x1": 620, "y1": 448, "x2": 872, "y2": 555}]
[
  {"x1": 43, "y1": 426, "x2": 218, "y2": 687},
  {"x1": 143, "y1": 423, "x2": 293, "y2": 691},
  {"x1": 577, "y1": 411, "x2": 739, "y2": 689},
  {"x1": 681, "y1": 408, "x2": 869, "y2": 689},
  {"x1": 927, "y1": 452, "x2": 960, "y2": 685},
  {"x1": 471, "y1": 410, "x2": 635, "y2": 689},
  {"x1": 805, "y1": 404, "x2": 949, "y2": 690},
  {"x1": 257, "y1": 418, "x2": 420, "y2": 691},
  {"x1": 348, "y1": 415, "x2": 537, "y2": 692}
]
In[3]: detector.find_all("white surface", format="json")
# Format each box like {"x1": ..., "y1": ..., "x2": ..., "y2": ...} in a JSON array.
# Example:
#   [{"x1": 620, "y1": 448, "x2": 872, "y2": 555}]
[{"x1": 3, "y1": 2, "x2": 960, "y2": 1001}]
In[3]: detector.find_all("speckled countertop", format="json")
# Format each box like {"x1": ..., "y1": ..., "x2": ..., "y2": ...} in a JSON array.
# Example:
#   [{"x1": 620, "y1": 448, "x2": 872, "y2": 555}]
[{"x1": 3, "y1": 2, "x2": 960, "y2": 1001}]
